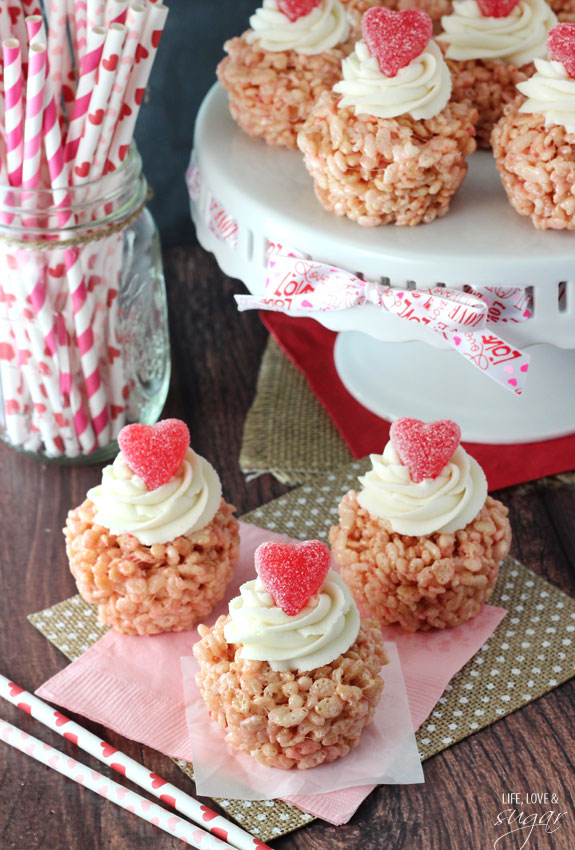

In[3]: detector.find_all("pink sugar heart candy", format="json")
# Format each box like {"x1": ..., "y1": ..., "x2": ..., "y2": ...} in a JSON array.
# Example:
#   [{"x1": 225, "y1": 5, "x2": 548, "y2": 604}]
[
  {"x1": 477, "y1": 0, "x2": 520, "y2": 17},
  {"x1": 255, "y1": 540, "x2": 331, "y2": 616},
  {"x1": 520, "y1": 363, "x2": 529, "y2": 373},
  {"x1": 453, "y1": 336, "x2": 462, "y2": 345},
  {"x1": 390, "y1": 417, "x2": 461, "y2": 483},
  {"x1": 362, "y1": 7, "x2": 432, "y2": 78},
  {"x1": 277, "y1": 0, "x2": 321, "y2": 22},
  {"x1": 547, "y1": 23, "x2": 575, "y2": 78},
  {"x1": 504, "y1": 364, "x2": 514, "y2": 374},
  {"x1": 118, "y1": 419, "x2": 190, "y2": 490}
]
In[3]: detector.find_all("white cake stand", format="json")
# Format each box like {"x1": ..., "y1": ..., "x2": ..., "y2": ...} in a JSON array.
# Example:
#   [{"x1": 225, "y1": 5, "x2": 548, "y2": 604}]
[{"x1": 191, "y1": 83, "x2": 575, "y2": 444}]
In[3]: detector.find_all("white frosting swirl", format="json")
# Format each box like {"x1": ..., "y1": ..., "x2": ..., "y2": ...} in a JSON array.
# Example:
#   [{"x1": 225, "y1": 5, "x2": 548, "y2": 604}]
[
  {"x1": 518, "y1": 57, "x2": 575, "y2": 133},
  {"x1": 357, "y1": 443, "x2": 487, "y2": 536},
  {"x1": 88, "y1": 448, "x2": 222, "y2": 545},
  {"x1": 223, "y1": 570, "x2": 360, "y2": 671},
  {"x1": 333, "y1": 40, "x2": 452, "y2": 120},
  {"x1": 437, "y1": 0, "x2": 556, "y2": 67},
  {"x1": 245, "y1": 0, "x2": 349, "y2": 55}
]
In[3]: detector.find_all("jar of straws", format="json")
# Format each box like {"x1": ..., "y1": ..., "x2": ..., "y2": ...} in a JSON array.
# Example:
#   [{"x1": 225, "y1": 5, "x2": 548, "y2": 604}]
[{"x1": 0, "y1": 0, "x2": 170, "y2": 462}]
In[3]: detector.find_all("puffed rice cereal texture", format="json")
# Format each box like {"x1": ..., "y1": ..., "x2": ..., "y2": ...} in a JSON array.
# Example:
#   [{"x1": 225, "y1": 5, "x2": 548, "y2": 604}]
[
  {"x1": 217, "y1": 33, "x2": 353, "y2": 149},
  {"x1": 329, "y1": 491, "x2": 512, "y2": 631},
  {"x1": 445, "y1": 57, "x2": 534, "y2": 149},
  {"x1": 491, "y1": 99, "x2": 575, "y2": 230},
  {"x1": 193, "y1": 617, "x2": 388, "y2": 769},
  {"x1": 65, "y1": 499, "x2": 240, "y2": 635},
  {"x1": 297, "y1": 91, "x2": 477, "y2": 225}
]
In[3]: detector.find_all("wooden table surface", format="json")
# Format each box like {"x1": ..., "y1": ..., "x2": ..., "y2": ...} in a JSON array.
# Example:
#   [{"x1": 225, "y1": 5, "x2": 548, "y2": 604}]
[{"x1": 1, "y1": 245, "x2": 574, "y2": 850}]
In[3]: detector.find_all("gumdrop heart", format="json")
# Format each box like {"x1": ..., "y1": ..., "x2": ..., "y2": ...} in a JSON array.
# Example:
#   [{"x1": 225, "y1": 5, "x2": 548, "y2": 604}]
[
  {"x1": 255, "y1": 540, "x2": 331, "y2": 616},
  {"x1": 390, "y1": 417, "x2": 461, "y2": 483},
  {"x1": 476, "y1": 0, "x2": 520, "y2": 17},
  {"x1": 547, "y1": 23, "x2": 575, "y2": 79},
  {"x1": 362, "y1": 7, "x2": 432, "y2": 78},
  {"x1": 277, "y1": 0, "x2": 321, "y2": 23},
  {"x1": 117, "y1": 419, "x2": 190, "y2": 490}
]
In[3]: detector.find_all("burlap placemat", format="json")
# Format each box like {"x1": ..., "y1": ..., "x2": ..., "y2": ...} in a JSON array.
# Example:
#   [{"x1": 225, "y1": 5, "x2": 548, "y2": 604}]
[
  {"x1": 29, "y1": 459, "x2": 575, "y2": 842},
  {"x1": 239, "y1": 336, "x2": 352, "y2": 484}
]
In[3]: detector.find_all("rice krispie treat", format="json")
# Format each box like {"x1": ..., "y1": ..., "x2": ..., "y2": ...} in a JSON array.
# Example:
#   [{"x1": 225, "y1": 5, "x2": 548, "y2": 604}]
[
  {"x1": 193, "y1": 539, "x2": 387, "y2": 769},
  {"x1": 437, "y1": 0, "x2": 556, "y2": 147},
  {"x1": 330, "y1": 418, "x2": 512, "y2": 631},
  {"x1": 298, "y1": 8, "x2": 477, "y2": 226},
  {"x1": 491, "y1": 22, "x2": 575, "y2": 229},
  {"x1": 217, "y1": 0, "x2": 353, "y2": 148},
  {"x1": 65, "y1": 419, "x2": 240, "y2": 635}
]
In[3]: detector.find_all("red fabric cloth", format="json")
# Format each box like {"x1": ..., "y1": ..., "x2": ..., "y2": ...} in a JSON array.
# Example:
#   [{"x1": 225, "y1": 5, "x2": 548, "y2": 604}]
[{"x1": 261, "y1": 312, "x2": 575, "y2": 492}]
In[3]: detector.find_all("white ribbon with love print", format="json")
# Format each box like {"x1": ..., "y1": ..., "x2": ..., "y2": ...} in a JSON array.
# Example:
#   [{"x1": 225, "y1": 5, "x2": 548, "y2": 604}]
[
  {"x1": 235, "y1": 246, "x2": 532, "y2": 395},
  {"x1": 186, "y1": 151, "x2": 239, "y2": 250}
]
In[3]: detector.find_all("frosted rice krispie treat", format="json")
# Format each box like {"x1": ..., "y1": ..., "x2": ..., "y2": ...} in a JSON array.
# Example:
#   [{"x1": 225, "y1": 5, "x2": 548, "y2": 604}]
[
  {"x1": 193, "y1": 539, "x2": 387, "y2": 769},
  {"x1": 298, "y1": 8, "x2": 477, "y2": 226},
  {"x1": 330, "y1": 418, "x2": 512, "y2": 631},
  {"x1": 217, "y1": 0, "x2": 353, "y2": 148},
  {"x1": 437, "y1": 0, "x2": 556, "y2": 147},
  {"x1": 65, "y1": 419, "x2": 240, "y2": 635},
  {"x1": 491, "y1": 22, "x2": 575, "y2": 229}
]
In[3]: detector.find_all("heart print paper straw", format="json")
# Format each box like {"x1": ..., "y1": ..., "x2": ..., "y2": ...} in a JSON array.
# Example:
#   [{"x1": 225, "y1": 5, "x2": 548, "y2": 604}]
[
  {"x1": 0, "y1": 675, "x2": 271, "y2": 850},
  {"x1": 0, "y1": 718, "x2": 235, "y2": 850}
]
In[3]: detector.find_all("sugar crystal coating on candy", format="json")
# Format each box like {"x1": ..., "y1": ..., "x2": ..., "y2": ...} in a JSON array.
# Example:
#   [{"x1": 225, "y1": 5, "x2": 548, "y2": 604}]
[
  {"x1": 277, "y1": 0, "x2": 322, "y2": 22},
  {"x1": 390, "y1": 417, "x2": 461, "y2": 483},
  {"x1": 361, "y1": 7, "x2": 432, "y2": 78},
  {"x1": 118, "y1": 419, "x2": 190, "y2": 491},
  {"x1": 476, "y1": 0, "x2": 521, "y2": 17},
  {"x1": 255, "y1": 539, "x2": 331, "y2": 616},
  {"x1": 547, "y1": 22, "x2": 575, "y2": 78}
]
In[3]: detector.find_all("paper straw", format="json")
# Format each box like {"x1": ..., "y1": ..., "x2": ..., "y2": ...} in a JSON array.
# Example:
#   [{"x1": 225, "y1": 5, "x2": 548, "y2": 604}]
[
  {"x1": 46, "y1": 0, "x2": 74, "y2": 111},
  {"x1": 72, "y1": 23, "x2": 126, "y2": 184},
  {"x1": 106, "y1": 2, "x2": 168, "y2": 171},
  {"x1": 25, "y1": 13, "x2": 46, "y2": 44},
  {"x1": 74, "y1": 0, "x2": 89, "y2": 62},
  {"x1": 94, "y1": 2, "x2": 146, "y2": 177},
  {"x1": 22, "y1": 42, "x2": 46, "y2": 191},
  {"x1": 0, "y1": 719, "x2": 232, "y2": 850},
  {"x1": 87, "y1": 0, "x2": 104, "y2": 28},
  {"x1": 64, "y1": 25, "x2": 106, "y2": 165},
  {"x1": 2, "y1": 40, "x2": 23, "y2": 188},
  {"x1": 106, "y1": 0, "x2": 129, "y2": 25},
  {"x1": 0, "y1": 675, "x2": 271, "y2": 850},
  {"x1": 7, "y1": 3, "x2": 28, "y2": 65}
]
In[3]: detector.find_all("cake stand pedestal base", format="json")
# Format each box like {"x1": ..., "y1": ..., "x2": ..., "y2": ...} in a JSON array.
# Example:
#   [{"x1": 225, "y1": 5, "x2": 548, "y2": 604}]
[{"x1": 334, "y1": 334, "x2": 575, "y2": 445}]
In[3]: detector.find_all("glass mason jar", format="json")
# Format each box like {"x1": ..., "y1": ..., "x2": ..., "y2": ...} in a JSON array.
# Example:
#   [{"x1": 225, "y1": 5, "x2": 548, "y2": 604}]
[{"x1": 0, "y1": 146, "x2": 170, "y2": 463}]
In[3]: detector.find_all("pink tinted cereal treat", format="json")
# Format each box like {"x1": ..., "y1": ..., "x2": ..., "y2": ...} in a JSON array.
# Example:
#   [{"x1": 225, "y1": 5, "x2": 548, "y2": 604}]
[
  {"x1": 491, "y1": 23, "x2": 575, "y2": 229},
  {"x1": 330, "y1": 418, "x2": 512, "y2": 631},
  {"x1": 193, "y1": 540, "x2": 387, "y2": 769},
  {"x1": 437, "y1": 0, "x2": 556, "y2": 147},
  {"x1": 297, "y1": 8, "x2": 477, "y2": 226},
  {"x1": 64, "y1": 420, "x2": 240, "y2": 635},
  {"x1": 216, "y1": 0, "x2": 353, "y2": 149}
]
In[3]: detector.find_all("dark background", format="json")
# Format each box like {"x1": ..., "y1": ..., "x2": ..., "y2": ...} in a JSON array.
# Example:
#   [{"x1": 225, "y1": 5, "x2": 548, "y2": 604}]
[{"x1": 135, "y1": 0, "x2": 257, "y2": 246}]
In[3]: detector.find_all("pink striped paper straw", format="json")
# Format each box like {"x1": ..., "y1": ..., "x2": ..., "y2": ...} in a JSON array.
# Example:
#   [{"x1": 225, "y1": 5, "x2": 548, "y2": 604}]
[
  {"x1": 0, "y1": 719, "x2": 227, "y2": 850},
  {"x1": 22, "y1": 42, "x2": 47, "y2": 192},
  {"x1": 6, "y1": 3, "x2": 28, "y2": 64},
  {"x1": 93, "y1": 2, "x2": 146, "y2": 176},
  {"x1": 2, "y1": 39, "x2": 23, "y2": 188},
  {"x1": 64, "y1": 24, "x2": 106, "y2": 165},
  {"x1": 106, "y1": 2, "x2": 169, "y2": 172},
  {"x1": 106, "y1": 0, "x2": 129, "y2": 25},
  {"x1": 72, "y1": 23, "x2": 127, "y2": 184},
  {"x1": 0, "y1": 676, "x2": 271, "y2": 850},
  {"x1": 25, "y1": 12, "x2": 46, "y2": 43}
]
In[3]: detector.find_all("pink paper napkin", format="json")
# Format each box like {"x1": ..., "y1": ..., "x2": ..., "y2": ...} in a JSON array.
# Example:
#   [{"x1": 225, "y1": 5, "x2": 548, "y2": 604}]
[{"x1": 37, "y1": 521, "x2": 506, "y2": 825}]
